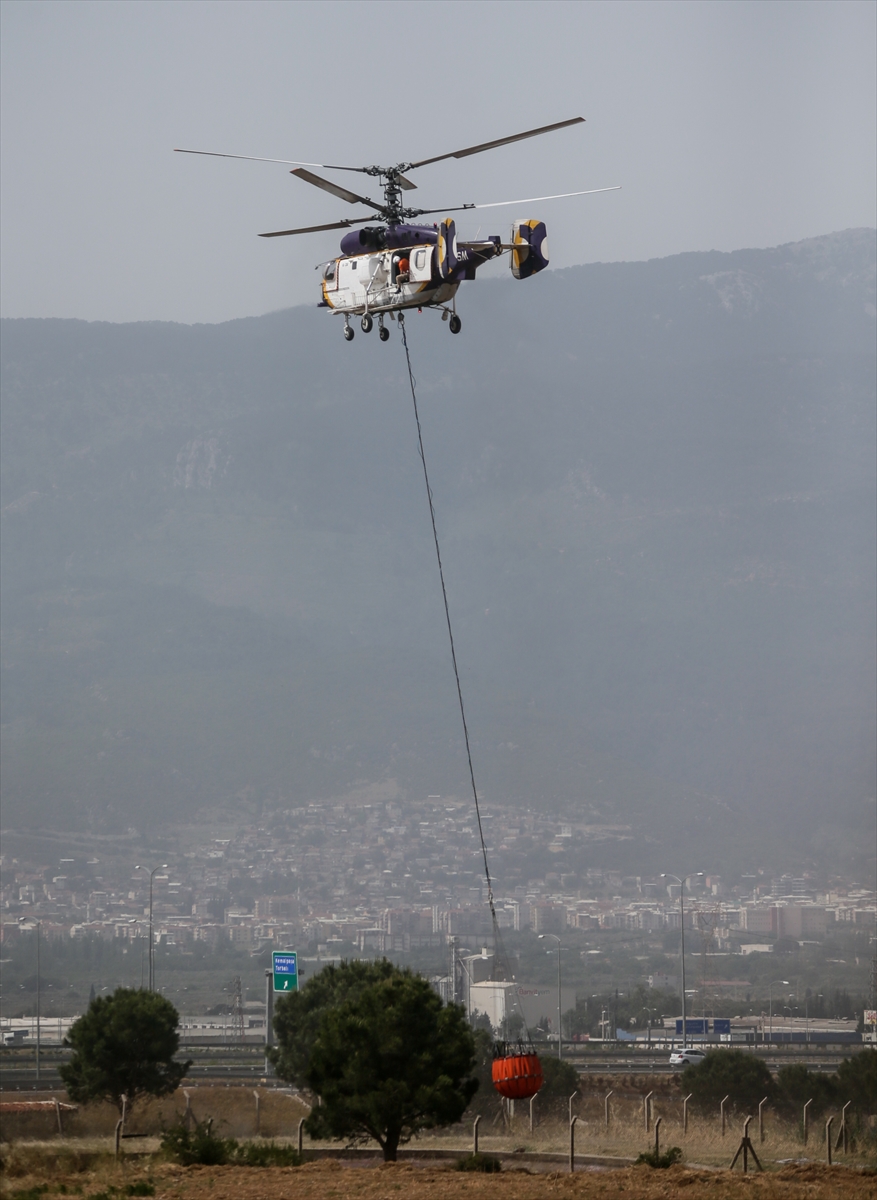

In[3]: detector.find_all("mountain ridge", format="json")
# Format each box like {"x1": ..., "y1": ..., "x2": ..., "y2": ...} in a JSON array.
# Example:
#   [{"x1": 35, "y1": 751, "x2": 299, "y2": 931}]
[{"x1": 2, "y1": 229, "x2": 874, "y2": 875}]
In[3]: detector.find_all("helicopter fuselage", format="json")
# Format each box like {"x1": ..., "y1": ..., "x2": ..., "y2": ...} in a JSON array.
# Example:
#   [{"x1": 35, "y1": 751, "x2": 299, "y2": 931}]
[{"x1": 319, "y1": 221, "x2": 502, "y2": 317}]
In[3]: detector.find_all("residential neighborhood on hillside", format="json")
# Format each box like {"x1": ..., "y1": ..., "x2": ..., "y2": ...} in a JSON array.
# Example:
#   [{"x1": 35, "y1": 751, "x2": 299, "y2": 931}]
[{"x1": 3, "y1": 796, "x2": 874, "y2": 982}]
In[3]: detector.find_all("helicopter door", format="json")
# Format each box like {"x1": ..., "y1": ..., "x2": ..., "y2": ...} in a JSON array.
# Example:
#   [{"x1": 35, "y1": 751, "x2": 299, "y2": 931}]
[
  {"x1": 408, "y1": 245, "x2": 433, "y2": 283},
  {"x1": 323, "y1": 260, "x2": 340, "y2": 292}
]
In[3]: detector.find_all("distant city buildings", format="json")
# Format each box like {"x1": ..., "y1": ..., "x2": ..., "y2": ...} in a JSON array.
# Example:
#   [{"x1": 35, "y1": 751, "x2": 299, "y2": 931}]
[{"x1": 1, "y1": 795, "x2": 874, "y2": 976}]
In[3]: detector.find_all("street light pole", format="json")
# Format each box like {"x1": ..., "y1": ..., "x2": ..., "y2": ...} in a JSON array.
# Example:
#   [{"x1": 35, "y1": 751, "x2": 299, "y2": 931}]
[
  {"x1": 643, "y1": 1006, "x2": 654, "y2": 1048},
  {"x1": 768, "y1": 980, "x2": 789, "y2": 1043},
  {"x1": 135, "y1": 864, "x2": 168, "y2": 992},
  {"x1": 18, "y1": 917, "x2": 41, "y2": 1081},
  {"x1": 539, "y1": 933, "x2": 563, "y2": 1060},
  {"x1": 804, "y1": 993, "x2": 822, "y2": 1045},
  {"x1": 661, "y1": 872, "x2": 703, "y2": 1046}
]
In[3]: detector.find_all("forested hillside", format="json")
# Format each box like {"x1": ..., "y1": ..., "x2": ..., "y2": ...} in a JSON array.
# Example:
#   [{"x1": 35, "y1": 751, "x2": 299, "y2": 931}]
[{"x1": 2, "y1": 229, "x2": 874, "y2": 874}]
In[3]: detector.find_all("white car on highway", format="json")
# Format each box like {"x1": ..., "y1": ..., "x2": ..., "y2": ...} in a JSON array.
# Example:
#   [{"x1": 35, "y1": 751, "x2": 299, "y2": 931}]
[{"x1": 669, "y1": 1047, "x2": 707, "y2": 1067}]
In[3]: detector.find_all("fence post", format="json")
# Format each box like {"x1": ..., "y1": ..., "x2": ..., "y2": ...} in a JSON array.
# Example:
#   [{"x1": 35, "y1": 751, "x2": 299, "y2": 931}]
[
  {"x1": 758, "y1": 1096, "x2": 767, "y2": 1143},
  {"x1": 803, "y1": 1098, "x2": 812, "y2": 1146},
  {"x1": 114, "y1": 1118, "x2": 123, "y2": 1158},
  {"x1": 53, "y1": 1097, "x2": 63, "y2": 1136},
  {"x1": 297, "y1": 1117, "x2": 304, "y2": 1157},
  {"x1": 729, "y1": 1114, "x2": 762, "y2": 1174},
  {"x1": 837, "y1": 1102, "x2": 851, "y2": 1154},
  {"x1": 569, "y1": 1115, "x2": 578, "y2": 1173},
  {"x1": 643, "y1": 1090, "x2": 653, "y2": 1132},
  {"x1": 529, "y1": 1093, "x2": 536, "y2": 1133},
  {"x1": 473, "y1": 1114, "x2": 481, "y2": 1155},
  {"x1": 742, "y1": 1116, "x2": 752, "y2": 1173},
  {"x1": 720, "y1": 1095, "x2": 729, "y2": 1137},
  {"x1": 825, "y1": 1116, "x2": 833, "y2": 1166},
  {"x1": 683, "y1": 1093, "x2": 692, "y2": 1135},
  {"x1": 253, "y1": 1089, "x2": 261, "y2": 1136},
  {"x1": 605, "y1": 1089, "x2": 613, "y2": 1129},
  {"x1": 654, "y1": 1116, "x2": 662, "y2": 1160}
]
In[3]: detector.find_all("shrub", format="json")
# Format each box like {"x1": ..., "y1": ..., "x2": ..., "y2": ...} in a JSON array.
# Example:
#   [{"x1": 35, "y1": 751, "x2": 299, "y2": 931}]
[
  {"x1": 455, "y1": 1152, "x2": 501, "y2": 1172},
  {"x1": 836, "y1": 1049, "x2": 877, "y2": 1120},
  {"x1": 537, "y1": 1056, "x2": 581, "y2": 1114},
  {"x1": 232, "y1": 1142, "x2": 301, "y2": 1167},
  {"x1": 776, "y1": 1063, "x2": 837, "y2": 1119},
  {"x1": 160, "y1": 1120, "x2": 301, "y2": 1168},
  {"x1": 682, "y1": 1049, "x2": 776, "y2": 1115},
  {"x1": 635, "y1": 1146, "x2": 683, "y2": 1169},
  {"x1": 160, "y1": 1120, "x2": 235, "y2": 1166}
]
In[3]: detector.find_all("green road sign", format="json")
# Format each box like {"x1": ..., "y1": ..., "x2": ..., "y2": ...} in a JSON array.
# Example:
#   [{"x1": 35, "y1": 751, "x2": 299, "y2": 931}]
[{"x1": 272, "y1": 951, "x2": 298, "y2": 992}]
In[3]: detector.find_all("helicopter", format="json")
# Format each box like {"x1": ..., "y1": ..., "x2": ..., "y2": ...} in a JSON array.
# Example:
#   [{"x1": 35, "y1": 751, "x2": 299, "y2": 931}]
[{"x1": 175, "y1": 117, "x2": 619, "y2": 341}]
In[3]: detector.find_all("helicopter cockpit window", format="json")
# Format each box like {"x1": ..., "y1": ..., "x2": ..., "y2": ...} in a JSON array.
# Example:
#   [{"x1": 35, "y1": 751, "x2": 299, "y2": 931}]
[{"x1": 324, "y1": 262, "x2": 336, "y2": 281}]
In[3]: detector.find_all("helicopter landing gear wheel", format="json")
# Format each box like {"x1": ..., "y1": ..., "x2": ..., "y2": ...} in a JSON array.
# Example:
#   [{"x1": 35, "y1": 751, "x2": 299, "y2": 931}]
[
  {"x1": 361, "y1": 314, "x2": 373, "y2": 333},
  {"x1": 343, "y1": 320, "x2": 354, "y2": 342},
  {"x1": 379, "y1": 325, "x2": 390, "y2": 341},
  {"x1": 449, "y1": 313, "x2": 462, "y2": 335}
]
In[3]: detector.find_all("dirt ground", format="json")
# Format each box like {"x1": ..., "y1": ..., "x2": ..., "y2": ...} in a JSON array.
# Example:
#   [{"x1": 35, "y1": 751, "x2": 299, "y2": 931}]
[
  {"x1": 1, "y1": 1152, "x2": 877, "y2": 1200},
  {"x1": 2, "y1": 1157, "x2": 876, "y2": 1200}
]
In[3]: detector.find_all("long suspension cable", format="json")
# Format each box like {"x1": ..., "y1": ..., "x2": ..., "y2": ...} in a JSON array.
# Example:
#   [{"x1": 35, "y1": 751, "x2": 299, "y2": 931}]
[{"x1": 398, "y1": 315, "x2": 497, "y2": 922}]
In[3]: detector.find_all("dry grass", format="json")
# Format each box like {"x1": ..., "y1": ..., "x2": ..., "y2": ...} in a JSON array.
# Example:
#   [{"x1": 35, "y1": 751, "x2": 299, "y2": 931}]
[
  {"x1": 488, "y1": 1112, "x2": 845, "y2": 1169},
  {"x1": 0, "y1": 1086, "x2": 310, "y2": 1142},
  {"x1": 2, "y1": 1086, "x2": 874, "y2": 1200}
]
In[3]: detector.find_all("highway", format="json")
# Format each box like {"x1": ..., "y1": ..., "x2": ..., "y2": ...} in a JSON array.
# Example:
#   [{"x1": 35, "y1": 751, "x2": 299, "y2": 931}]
[{"x1": 0, "y1": 1044, "x2": 850, "y2": 1092}]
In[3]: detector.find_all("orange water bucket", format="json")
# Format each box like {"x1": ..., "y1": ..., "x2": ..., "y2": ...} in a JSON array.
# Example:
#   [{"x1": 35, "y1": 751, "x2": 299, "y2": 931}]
[{"x1": 491, "y1": 1052, "x2": 543, "y2": 1100}]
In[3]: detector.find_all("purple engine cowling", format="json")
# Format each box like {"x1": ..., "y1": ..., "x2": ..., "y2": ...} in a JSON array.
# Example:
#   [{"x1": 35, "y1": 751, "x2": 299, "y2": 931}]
[{"x1": 339, "y1": 224, "x2": 438, "y2": 256}]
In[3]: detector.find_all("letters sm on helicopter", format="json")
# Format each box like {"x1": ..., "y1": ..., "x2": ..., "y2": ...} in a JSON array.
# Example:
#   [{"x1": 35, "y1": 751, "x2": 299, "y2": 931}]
[{"x1": 175, "y1": 117, "x2": 619, "y2": 341}]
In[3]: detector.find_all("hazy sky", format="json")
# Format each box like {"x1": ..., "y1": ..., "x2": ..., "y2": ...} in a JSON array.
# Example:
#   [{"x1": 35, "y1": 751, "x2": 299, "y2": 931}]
[{"x1": 1, "y1": 0, "x2": 875, "y2": 324}]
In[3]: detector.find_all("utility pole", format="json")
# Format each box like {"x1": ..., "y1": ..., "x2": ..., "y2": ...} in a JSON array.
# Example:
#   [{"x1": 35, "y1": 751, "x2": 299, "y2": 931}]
[
  {"x1": 231, "y1": 976, "x2": 245, "y2": 1042},
  {"x1": 264, "y1": 969, "x2": 274, "y2": 1072},
  {"x1": 18, "y1": 918, "x2": 41, "y2": 1081},
  {"x1": 661, "y1": 872, "x2": 703, "y2": 1043},
  {"x1": 539, "y1": 934, "x2": 563, "y2": 1059},
  {"x1": 135, "y1": 863, "x2": 168, "y2": 991}
]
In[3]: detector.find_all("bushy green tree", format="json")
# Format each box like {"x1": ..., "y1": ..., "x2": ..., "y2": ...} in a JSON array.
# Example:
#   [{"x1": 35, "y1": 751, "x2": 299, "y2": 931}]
[
  {"x1": 59, "y1": 988, "x2": 190, "y2": 1114},
  {"x1": 272, "y1": 960, "x2": 477, "y2": 1161},
  {"x1": 776, "y1": 1063, "x2": 837, "y2": 1120},
  {"x1": 537, "y1": 1056, "x2": 581, "y2": 1115},
  {"x1": 835, "y1": 1049, "x2": 877, "y2": 1120},
  {"x1": 682, "y1": 1049, "x2": 776, "y2": 1116},
  {"x1": 463, "y1": 1027, "x2": 499, "y2": 1118},
  {"x1": 270, "y1": 957, "x2": 398, "y2": 1083}
]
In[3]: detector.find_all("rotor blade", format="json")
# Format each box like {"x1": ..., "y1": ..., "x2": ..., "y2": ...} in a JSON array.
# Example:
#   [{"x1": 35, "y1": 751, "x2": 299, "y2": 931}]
[
  {"x1": 467, "y1": 185, "x2": 620, "y2": 209},
  {"x1": 291, "y1": 167, "x2": 379, "y2": 207},
  {"x1": 258, "y1": 216, "x2": 377, "y2": 238},
  {"x1": 396, "y1": 173, "x2": 418, "y2": 191},
  {"x1": 412, "y1": 186, "x2": 621, "y2": 217},
  {"x1": 408, "y1": 117, "x2": 585, "y2": 170},
  {"x1": 175, "y1": 147, "x2": 368, "y2": 171}
]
